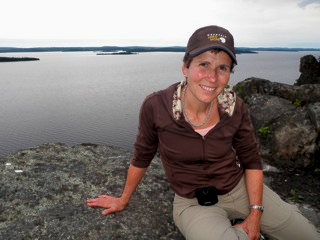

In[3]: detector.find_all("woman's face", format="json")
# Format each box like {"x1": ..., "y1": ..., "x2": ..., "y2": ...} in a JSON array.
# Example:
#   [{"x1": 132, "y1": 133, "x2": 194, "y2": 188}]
[{"x1": 182, "y1": 50, "x2": 232, "y2": 106}]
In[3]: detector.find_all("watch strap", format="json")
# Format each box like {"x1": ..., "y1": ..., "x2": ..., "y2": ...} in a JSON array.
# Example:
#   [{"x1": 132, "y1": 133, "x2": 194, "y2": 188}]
[{"x1": 249, "y1": 205, "x2": 264, "y2": 212}]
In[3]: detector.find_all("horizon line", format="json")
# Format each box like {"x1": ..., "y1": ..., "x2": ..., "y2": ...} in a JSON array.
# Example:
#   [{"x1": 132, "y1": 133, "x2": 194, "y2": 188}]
[{"x1": 1, "y1": 46, "x2": 320, "y2": 50}]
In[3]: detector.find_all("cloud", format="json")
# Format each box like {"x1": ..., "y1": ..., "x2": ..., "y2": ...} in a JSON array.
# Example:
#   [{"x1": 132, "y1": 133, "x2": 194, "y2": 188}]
[
  {"x1": 1, "y1": 0, "x2": 320, "y2": 48},
  {"x1": 298, "y1": 0, "x2": 320, "y2": 7}
]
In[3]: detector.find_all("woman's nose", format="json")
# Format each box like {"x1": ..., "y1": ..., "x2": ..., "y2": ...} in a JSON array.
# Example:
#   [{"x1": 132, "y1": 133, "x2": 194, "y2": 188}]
[{"x1": 206, "y1": 68, "x2": 217, "y2": 82}]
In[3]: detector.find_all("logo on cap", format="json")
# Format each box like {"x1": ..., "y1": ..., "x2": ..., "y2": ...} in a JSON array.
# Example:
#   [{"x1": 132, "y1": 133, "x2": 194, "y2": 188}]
[{"x1": 207, "y1": 34, "x2": 227, "y2": 44}]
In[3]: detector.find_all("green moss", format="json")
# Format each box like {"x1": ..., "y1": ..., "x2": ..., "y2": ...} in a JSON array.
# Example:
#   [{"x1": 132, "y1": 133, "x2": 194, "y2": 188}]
[
  {"x1": 258, "y1": 126, "x2": 271, "y2": 137},
  {"x1": 293, "y1": 99, "x2": 302, "y2": 107},
  {"x1": 290, "y1": 188, "x2": 304, "y2": 203}
]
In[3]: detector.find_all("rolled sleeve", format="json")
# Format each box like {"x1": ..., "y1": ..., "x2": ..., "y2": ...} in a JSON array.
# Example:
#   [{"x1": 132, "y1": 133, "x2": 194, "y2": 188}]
[{"x1": 232, "y1": 100, "x2": 262, "y2": 170}]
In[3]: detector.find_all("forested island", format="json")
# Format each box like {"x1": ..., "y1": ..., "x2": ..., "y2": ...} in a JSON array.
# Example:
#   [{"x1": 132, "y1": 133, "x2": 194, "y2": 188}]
[
  {"x1": 96, "y1": 50, "x2": 137, "y2": 55},
  {"x1": 0, "y1": 57, "x2": 40, "y2": 62}
]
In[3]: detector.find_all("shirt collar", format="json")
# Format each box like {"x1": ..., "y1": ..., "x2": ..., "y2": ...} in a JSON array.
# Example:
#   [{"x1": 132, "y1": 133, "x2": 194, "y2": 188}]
[{"x1": 172, "y1": 80, "x2": 236, "y2": 121}]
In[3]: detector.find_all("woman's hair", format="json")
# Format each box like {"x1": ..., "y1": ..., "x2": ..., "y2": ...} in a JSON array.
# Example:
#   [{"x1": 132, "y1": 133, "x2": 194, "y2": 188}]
[{"x1": 183, "y1": 49, "x2": 236, "y2": 73}]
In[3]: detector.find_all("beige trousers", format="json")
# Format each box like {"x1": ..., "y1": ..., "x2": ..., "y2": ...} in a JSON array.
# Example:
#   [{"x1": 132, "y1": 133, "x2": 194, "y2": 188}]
[{"x1": 173, "y1": 177, "x2": 319, "y2": 240}]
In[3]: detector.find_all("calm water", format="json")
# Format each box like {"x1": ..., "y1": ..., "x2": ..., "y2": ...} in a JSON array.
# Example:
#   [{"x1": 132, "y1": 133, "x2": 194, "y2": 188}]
[{"x1": 0, "y1": 51, "x2": 319, "y2": 157}]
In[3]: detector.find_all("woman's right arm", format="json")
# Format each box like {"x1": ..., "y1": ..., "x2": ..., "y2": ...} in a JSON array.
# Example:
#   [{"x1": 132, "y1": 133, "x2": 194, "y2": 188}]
[
  {"x1": 88, "y1": 95, "x2": 158, "y2": 215},
  {"x1": 86, "y1": 164, "x2": 147, "y2": 215}
]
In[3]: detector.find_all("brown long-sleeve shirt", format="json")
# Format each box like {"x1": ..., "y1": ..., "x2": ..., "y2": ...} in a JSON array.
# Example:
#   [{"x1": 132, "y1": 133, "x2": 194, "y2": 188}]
[{"x1": 131, "y1": 82, "x2": 262, "y2": 198}]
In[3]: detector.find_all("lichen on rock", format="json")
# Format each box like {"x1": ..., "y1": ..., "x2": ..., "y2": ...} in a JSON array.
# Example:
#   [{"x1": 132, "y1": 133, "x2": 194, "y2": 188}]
[{"x1": 0, "y1": 143, "x2": 184, "y2": 240}]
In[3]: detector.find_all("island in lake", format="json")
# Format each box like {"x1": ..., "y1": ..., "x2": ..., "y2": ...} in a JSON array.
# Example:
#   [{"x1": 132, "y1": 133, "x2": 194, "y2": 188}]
[
  {"x1": 96, "y1": 50, "x2": 137, "y2": 55},
  {"x1": 1, "y1": 46, "x2": 319, "y2": 54},
  {"x1": 0, "y1": 57, "x2": 40, "y2": 62},
  {"x1": 0, "y1": 46, "x2": 257, "y2": 54}
]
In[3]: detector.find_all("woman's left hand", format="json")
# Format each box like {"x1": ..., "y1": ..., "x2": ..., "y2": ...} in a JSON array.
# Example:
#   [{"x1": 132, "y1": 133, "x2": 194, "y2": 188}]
[{"x1": 234, "y1": 211, "x2": 262, "y2": 240}]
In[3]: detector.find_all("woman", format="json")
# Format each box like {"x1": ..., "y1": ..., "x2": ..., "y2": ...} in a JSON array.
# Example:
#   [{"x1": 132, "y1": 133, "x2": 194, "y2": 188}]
[{"x1": 87, "y1": 25, "x2": 319, "y2": 240}]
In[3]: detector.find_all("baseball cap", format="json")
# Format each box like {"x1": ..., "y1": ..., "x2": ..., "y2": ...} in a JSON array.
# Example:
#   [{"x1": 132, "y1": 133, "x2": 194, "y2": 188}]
[{"x1": 186, "y1": 25, "x2": 237, "y2": 64}]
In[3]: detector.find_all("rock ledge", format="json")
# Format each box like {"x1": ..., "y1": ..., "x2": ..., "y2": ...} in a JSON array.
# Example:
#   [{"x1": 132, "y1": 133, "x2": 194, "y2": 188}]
[{"x1": 0, "y1": 143, "x2": 184, "y2": 240}]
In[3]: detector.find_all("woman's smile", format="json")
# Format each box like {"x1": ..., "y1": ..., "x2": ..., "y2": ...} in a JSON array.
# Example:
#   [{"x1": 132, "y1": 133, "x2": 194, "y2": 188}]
[{"x1": 199, "y1": 84, "x2": 216, "y2": 92}]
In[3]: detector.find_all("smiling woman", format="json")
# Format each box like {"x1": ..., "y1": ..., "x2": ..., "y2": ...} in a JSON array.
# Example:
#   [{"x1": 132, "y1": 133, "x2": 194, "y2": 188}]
[
  {"x1": 182, "y1": 51, "x2": 231, "y2": 113},
  {"x1": 87, "y1": 25, "x2": 319, "y2": 240},
  {"x1": 181, "y1": 50, "x2": 231, "y2": 128}
]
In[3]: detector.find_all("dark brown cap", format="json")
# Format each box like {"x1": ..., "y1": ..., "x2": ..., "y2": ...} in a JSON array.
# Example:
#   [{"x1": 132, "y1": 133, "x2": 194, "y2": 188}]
[{"x1": 186, "y1": 25, "x2": 237, "y2": 64}]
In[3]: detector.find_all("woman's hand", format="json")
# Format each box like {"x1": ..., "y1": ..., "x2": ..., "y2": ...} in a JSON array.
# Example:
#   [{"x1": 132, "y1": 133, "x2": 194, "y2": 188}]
[
  {"x1": 87, "y1": 165, "x2": 147, "y2": 216},
  {"x1": 87, "y1": 195, "x2": 127, "y2": 215},
  {"x1": 234, "y1": 211, "x2": 262, "y2": 240},
  {"x1": 239, "y1": 169, "x2": 263, "y2": 240}
]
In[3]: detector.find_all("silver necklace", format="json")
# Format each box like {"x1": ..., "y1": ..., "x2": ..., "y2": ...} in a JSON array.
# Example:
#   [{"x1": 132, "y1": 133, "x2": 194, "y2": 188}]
[{"x1": 182, "y1": 85, "x2": 213, "y2": 128}]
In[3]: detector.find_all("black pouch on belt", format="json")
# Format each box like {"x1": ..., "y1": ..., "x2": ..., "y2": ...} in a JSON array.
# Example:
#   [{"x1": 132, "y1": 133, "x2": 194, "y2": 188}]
[{"x1": 195, "y1": 186, "x2": 219, "y2": 206}]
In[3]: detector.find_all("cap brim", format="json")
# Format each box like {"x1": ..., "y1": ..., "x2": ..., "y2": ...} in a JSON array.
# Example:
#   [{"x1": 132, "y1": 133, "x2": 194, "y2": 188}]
[{"x1": 189, "y1": 44, "x2": 237, "y2": 65}]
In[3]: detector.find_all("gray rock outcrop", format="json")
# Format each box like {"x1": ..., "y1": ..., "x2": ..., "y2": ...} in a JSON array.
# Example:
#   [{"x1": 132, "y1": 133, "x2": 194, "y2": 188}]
[
  {"x1": 0, "y1": 143, "x2": 184, "y2": 240},
  {"x1": 234, "y1": 77, "x2": 320, "y2": 103},
  {"x1": 233, "y1": 78, "x2": 320, "y2": 168},
  {"x1": 1, "y1": 143, "x2": 319, "y2": 239},
  {"x1": 295, "y1": 55, "x2": 320, "y2": 85}
]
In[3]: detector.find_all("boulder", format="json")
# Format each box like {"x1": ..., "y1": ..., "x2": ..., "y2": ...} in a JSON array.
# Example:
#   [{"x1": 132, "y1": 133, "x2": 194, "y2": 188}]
[
  {"x1": 234, "y1": 77, "x2": 320, "y2": 103},
  {"x1": 0, "y1": 143, "x2": 184, "y2": 240},
  {"x1": 234, "y1": 78, "x2": 320, "y2": 168},
  {"x1": 295, "y1": 55, "x2": 320, "y2": 85},
  {"x1": 308, "y1": 102, "x2": 320, "y2": 132}
]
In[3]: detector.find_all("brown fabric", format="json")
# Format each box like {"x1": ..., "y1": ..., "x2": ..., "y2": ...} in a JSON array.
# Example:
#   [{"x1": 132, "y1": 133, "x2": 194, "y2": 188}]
[{"x1": 131, "y1": 82, "x2": 262, "y2": 198}]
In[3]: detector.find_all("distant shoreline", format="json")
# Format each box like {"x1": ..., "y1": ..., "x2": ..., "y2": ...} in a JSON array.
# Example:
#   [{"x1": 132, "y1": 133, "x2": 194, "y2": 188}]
[
  {"x1": 1, "y1": 46, "x2": 319, "y2": 54},
  {"x1": 0, "y1": 57, "x2": 40, "y2": 62}
]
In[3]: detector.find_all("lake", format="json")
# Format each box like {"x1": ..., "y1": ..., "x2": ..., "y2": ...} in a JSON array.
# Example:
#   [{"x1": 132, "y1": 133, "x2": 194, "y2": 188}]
[{"x1": 0, "y1": 51, "x2": 319, "y2": 157}]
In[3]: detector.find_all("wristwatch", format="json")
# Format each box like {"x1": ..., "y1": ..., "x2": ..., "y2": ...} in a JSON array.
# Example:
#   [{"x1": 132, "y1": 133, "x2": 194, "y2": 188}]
[{"x1": 249, "y1": 205, "x2": 264, "y2": 212}]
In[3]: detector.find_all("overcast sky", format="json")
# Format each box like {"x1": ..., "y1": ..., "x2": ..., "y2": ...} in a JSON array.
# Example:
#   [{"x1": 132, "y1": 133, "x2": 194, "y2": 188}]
[{"x1": 1, "y1": 0, "x2": 320, "y2": 48}]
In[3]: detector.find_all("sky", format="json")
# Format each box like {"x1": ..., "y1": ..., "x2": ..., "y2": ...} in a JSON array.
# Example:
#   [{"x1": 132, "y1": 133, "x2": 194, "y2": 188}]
[{"x1": 1, "y1": 0, "x2": 320, "y2": 48}]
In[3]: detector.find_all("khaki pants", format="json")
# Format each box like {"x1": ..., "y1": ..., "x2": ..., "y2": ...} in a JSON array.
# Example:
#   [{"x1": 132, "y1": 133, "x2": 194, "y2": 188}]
[{"x1": 173, "y1": 177, "x2": 319, "y2": 240}]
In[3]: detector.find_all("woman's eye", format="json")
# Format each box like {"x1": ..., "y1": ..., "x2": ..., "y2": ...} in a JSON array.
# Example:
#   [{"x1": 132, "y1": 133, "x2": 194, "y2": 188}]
[{"x1": 219, "y1": 65, "x2": 228, "y2": 72}]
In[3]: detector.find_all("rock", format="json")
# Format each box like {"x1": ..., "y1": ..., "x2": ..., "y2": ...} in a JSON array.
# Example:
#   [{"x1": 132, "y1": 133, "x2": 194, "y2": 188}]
[
  {"x1": 234, "y1": 77, "x2": 320, "y2": 103},
  {"x1": 246, "y1": 94, "x2": 319, "y2": 168},
  {"x1": 295, "y1": 55, "x2": 320, "y2": 85},
  {"x1": 0, "y1": 143, "x2": 184, "y2": 240},
  {"x1": 308, "y1": 102, "x2": 320, "y2": 132},
  {"x1": 1, "y1": 143, "x2": 320, "y2": 239},
  {"x1": 246, "y1": 94, "x2": 296, "y2": 132},
  {"x1": 271, "y1": 107, "x2": 318, "y2": 167},
  {"x1": 234, "y1": 78, "x2": 320, "y2": 168}
]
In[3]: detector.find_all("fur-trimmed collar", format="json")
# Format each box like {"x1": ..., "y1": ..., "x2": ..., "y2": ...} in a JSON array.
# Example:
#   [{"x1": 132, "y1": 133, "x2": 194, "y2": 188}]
[{"x1": 172, "y1": 80, "x2": 236, "y2": 120}]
